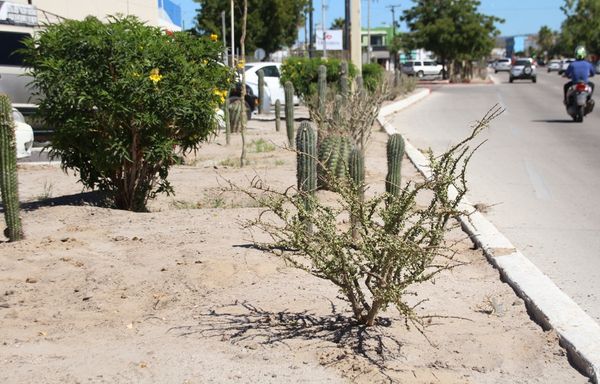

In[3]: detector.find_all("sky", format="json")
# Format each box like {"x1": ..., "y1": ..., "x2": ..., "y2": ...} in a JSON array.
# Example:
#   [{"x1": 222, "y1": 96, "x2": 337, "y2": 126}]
[{"x1": 176, "y1": 0, "x2": 567, "y2": 38}]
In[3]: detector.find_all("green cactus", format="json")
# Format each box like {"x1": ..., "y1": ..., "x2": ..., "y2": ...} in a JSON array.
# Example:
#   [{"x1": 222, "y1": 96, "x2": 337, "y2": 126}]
[
  {"x1": 224, "y1": 96, "x2": 231, "y2": 145},
  {"x1": 340, "y1": 61, "x2": 349, "y2": 98},
  {"x1": 296, "y1": 121, "x2": 317, "y2": 233},
  {"x1": 318, "y1": 64, "x2": 327, "y2": 117},
  {"x1": 348, "y1": 147, "x2": 364, "y2": 240},
  {"x1": 258, "y1": 69, "x2": 265, "y2": 114},
  {"x1": 385, "y1": 133, "x2": 405, "y2": 203},
  {"x1": 333, "y1": 94, "x2": 344, "y2": 121},
  {"x1": 274, "y1": 99, "x2": 281, "y2": 132},
  {"x1": 355, "y1": 75, "x2": 364, "y2": 93},
  {"x1": 284, "y1": 81, "x2": 295, "y2": 147},
  {"x1": 317, "y1": 135, "x2": 351, "y2": 190},
  {"x1": 229, "y1": 99, "x2": 243, "y2": 133},
  {"x1": 0, "y1": 94, "x2": 23, "y2": 241}
]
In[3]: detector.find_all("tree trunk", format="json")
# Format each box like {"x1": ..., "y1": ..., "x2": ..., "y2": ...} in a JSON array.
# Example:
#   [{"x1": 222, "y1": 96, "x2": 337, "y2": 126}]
[{"x1": 239, "y1": 0, "x2": 248, "y2": 167}]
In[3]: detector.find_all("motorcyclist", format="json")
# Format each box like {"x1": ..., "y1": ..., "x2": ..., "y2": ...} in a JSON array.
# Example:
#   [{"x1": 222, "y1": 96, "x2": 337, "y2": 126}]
[{"x1": 563, "y1": 46, "x2": 595, "y2": 104}]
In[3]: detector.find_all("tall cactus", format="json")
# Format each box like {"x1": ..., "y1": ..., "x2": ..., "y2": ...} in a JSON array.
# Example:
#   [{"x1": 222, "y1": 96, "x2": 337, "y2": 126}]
[
  {"x1": 229, "y1": 99, "x2": 243, "y2": 133},
  {"x1": 385, "y1": 133, "x2": 405, "y2": 203},
  {"x1": 0, "y1": 94, "x2": 23, "y2": 241},
  {"x1": 340, "y1": 61, "x2": 349, "y2": 99},
  {"x1": 355, "y1": 75, "x2": 364, "y2": 93},
  {"x1": 274, "y1": 99, "x2": 281, "y2": 132},
  {"x1": 224, "y1": 96, "x2": 231, "y2": 145},
  {"x1": 296, "y1": 121, "x2": 317, "y2": 233},
  {"x1": 317, "y1": 135, "x2": 351, "y2": 190},
  {"x1": 318, "y1": 64, "x2": 327, "y2": 117},
  {"x1": 284, "y1": 81, "x2": 295, "y2": 147},
  {"x1": 348, "y1": 148, "x2": 364, "y2": 240},
  {"x1": 333, "y1": 94, "x2": 344, "y2": 122},
  {"x1": 257, "y1": 69, "x2": 265, "y2": 114}
]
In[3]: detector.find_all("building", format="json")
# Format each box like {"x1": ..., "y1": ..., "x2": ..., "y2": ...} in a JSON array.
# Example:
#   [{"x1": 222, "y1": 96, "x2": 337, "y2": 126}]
[
  {"x1": 361, "y1": 26, "x2": 393, "y2": 70},
  {"x1": 1, "y1": 0, "x2": 182, "y2": 30}
]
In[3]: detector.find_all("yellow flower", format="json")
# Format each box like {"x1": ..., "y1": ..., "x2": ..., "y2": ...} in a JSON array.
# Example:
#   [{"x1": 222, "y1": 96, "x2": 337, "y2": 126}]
[
  {"x1": 210, "y1": 33, "x2": 218, "y2": 41},
  {"x1": 213, "y1": 89, "x2": 227, "y2": 104},
  {"x1": 149, "y1": 68, "x2": 163, "y2": 84},
  {"x1": 236, "y1": 59, "x2": 245, "y2": 69}
]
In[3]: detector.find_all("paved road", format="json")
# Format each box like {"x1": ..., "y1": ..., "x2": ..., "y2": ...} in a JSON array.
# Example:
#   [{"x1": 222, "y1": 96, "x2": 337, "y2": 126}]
[{"x1": 390, "y1": 70, "x2": 600, "y2": 322}]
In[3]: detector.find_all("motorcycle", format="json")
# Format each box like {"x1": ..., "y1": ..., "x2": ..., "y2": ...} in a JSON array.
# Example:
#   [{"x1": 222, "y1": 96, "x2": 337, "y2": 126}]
[{"x1": 565, "y1": 81, "x2": 595, "y2": 122}]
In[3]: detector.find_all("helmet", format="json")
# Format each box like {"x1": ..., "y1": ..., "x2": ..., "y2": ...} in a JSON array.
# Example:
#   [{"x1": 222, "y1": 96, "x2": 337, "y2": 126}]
[{"x1": 575, "y1": 45, "x2": 587, "y2": 60}]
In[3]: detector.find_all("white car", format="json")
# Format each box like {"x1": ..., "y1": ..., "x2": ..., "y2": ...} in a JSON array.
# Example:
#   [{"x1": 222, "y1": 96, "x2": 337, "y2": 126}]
[
  {"x1": 558, "y1": 58, "x2": 574, "y2": 75},
  {"x1": 401, "y1": 60, "x2": 444, "y2": 78},
  {"x1": 243, "y1": 62, "x2": 299, "y2": 106},
  {"x1": 494, "y1": 58, "x2": 512, "y2": 73},
  {"x1": 547, "y1": 59, "x2": 561, "y2": 72},
  {"x1": 12, "y1": 108, "x2": 34, "y2": 158}
]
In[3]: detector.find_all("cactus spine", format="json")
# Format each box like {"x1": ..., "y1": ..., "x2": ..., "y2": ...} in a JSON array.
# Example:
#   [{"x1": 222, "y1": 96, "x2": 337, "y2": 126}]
[
  {"x1": 274, "y1": 99, "x2": 281, "y2": 132},
  {"x1": 229, "y1": 99, "x2": 243, "y2": 133},
  {"x1": 257, "y1": 69, "x2": 265, "y2": 114},
  {"x1": 318, "y1": 64, "x2": 327, "y2": 117},
  {"x1": 385, "y1": 133, "x2": 405, "y2": 203},
  {"x1": 348, "y1": 148, "x2": 364, "y2": 240},
  {"x1": 224, "y1": 96, "x2": 231, "y2": 145},
  {"x1": 0, "y1": 94, "x2": 23, "y2": 241},
  {"x1": 340, "y1": 61, "x2": 349, "y2": 99},
  {"x1": 284, "y1": 81, "x2": 295, "y2": 147},
  {"x1": 296, "y1": 121, "x2": 317, "y2": 233}
]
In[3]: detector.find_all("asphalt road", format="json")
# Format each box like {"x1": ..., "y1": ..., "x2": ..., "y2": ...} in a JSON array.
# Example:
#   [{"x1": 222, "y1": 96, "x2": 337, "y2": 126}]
[{"x1": 390, "y1": 70, "x2": 600, "y2": 322}]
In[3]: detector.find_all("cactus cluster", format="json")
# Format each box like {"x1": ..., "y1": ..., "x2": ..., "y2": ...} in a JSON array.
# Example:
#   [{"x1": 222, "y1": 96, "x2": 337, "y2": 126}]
[
  {"x1": 385, "y1": 133, "x2": 405, "y2": 202},
  {"x1": 228, "y1": 99, "x2": 243, "y2": 133},
  {"x1": 0, "y1": 94, "x2": 23, "y2": 241},
  {"x1": 257, "y1": 70, "x2": 265, "y2": 114},
  {"x1": 284, "y1": 81, "x2": 295, "y2": 147},
  {"x1": 317, "y1": 135, "x2": 351, "y2": 190}
]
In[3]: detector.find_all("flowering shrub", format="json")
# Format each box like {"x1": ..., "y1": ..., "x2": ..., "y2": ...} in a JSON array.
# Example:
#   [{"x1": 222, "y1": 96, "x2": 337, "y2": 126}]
[
  {"x1": 280, "y1": 57, "x2": 357, "y2": 99},
  {"x1": 23, "y1": 16, "x2": 230, "y2": 211}
]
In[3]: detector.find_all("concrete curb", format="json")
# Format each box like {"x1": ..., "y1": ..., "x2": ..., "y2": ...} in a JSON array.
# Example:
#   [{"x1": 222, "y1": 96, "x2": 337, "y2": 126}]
[{"x1": 378, "y1": 89, "x2": 600, "y2": 383}]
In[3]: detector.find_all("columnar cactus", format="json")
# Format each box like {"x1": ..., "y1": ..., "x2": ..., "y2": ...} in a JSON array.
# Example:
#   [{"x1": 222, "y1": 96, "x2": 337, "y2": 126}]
[
  {"x1": 229, "y1": 99, "x2": 243, "y2": 133},
  {"x1": 355, "y1": 75, "x2": 364, "y2": 93},
  {"x1": 284, "y1": 81, "x2": 295, "y2": 147},
  {"x1": 348, "y1": 147, "x2": 364, "y2": 240},
  {"x1": 333, "y1": 94, "x2": 344, "y2": 122},
  {"x1": 385, "y1": 133, "x2": 405, "y2": 202},
  {"x1": 257, "y1": 69, "x2": 265, "y2": 114},
  {"x1": 317, "y1": 135, "x2": 351, "y2": 190},
  {"x1": 224, "y1": 96, "x2": 231, "y2": 145},
  {"x1": 318, "y1": 64, "x2": 327, "y2": 117},
  {"x1": 340, "y1": 61, "x2": 349, "y2": 99},
  {"x1": 296, "y1": 121, "x2": 317, "y2": 233},
  {"x1": 0, "y1": 94, "x2": 23, "y2": 241},
  {"x1": 394, "y1": 69, "x2": 401, "y2": 88},
  {"x1": 274, "y1": 99, "x2": 281, "y2": 132}
]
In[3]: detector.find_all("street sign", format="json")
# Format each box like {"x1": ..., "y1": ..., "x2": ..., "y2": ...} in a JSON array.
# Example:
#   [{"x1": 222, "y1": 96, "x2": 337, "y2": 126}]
[
  {"x1": 254, "y1": 48, "x2": 266, "y2": 61},
  {"x1": 315, "y1": 30, "x2": 343, "y2": 51}
]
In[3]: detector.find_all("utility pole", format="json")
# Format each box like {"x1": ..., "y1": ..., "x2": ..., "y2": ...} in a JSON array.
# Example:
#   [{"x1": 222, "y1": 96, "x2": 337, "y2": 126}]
[
  {"x1": 344, "y1": 0, "x2": 350, "y2": 54},
  {"x1": 367, "y1": 0, "x2": 371, "y2": 64},
  {"x1": 322, "y1": 0, "x2": 327, "y2": 59},
  {"x1": 221, "y1": 11, "x2": 228, "y2": 66},
  {"x1": 230, "y1": 0, "x2": 235, "y2": 67},
  {"x1": 386, "y1": 4, "x2": 402, "y2": 70},
  {"x1": 309, "y1": 0, "x2": 314, "y2": 58},
  {"x1": 350, "y1": 0, "x2": 361, "y2": 73}
]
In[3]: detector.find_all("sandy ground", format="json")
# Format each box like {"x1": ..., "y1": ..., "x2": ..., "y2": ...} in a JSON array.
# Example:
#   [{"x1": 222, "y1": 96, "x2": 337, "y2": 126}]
[{"x1": 0, "y1": 115, "x2": 589, "y2": 383}]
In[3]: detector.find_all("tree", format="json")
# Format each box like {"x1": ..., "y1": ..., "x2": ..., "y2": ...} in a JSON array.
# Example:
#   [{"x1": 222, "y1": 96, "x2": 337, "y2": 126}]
[
  {"x1": 194, "y1": 0, "x2": 307, "y2": 56},
  {"x1": 23, "y1": 16, "x2": 230, "y2": 211},
  {"x1": 559, "y1": 0, "x2": 600, "y2": 55},
  {"x1": 537, "y1": 25, "x2": 555, "y2": 59},
  {"x1": 330, "y1": 17, "x2": 345, "y2": 30},
  {"x1": 401, "y1": 0, "x2": 503, "y2": 80}
]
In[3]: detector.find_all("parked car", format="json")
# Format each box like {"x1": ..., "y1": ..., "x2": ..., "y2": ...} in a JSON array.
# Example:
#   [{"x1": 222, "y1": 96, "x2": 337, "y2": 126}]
[
  {"x1": 0, "y1": 26, "x2": 38, "y2": 107},
  {"x1": 243, "y1": 62, "x2": 299, "y2": 106},
  {"x1": 510, "y1": 58, "x2": 537, "y2": 83},
  {"x1": 558, "y1": 58, "x2": 574, "y2": 75},
  {"x1": 494, "y1": 58, "x2": 512, "y2": 73},
  {"x1": 12, "y1": 108, "x2": 34, "y2": 158},
  {"x1": 401, "y1": 60, "x2": 444, "y2": 78},
  {"x1": 595, "y1": 61, "x2": 600, "y2": 75},
  {"x1": 547, "y1": 59, "x2": 561, "y2": 72}
]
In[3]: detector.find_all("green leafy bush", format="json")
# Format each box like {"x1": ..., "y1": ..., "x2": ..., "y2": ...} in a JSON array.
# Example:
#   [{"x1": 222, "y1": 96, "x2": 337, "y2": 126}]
[
  {"x1": 23, "y1": 16, "x2": 230, "y2": 211},
  {"x1": 361, "y1": 63, "x2": 385, "y2": 92},
  {"x1": 280, "y1": 57, "x2": 357, "y2": 99}
]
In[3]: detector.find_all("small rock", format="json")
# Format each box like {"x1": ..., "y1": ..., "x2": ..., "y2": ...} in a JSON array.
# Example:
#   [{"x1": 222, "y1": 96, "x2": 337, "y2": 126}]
[{"x1": 25, "y1": 278, "x2": 37, "y2": 284}]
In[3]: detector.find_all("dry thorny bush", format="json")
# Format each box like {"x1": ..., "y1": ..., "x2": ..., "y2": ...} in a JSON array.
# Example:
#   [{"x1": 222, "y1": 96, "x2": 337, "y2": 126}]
[{"x1": 234, "y1": 106, "x2": 503, "y2": 332}]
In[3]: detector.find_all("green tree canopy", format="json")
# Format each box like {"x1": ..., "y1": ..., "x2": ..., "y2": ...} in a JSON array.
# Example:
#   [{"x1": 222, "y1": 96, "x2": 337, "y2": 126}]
[
  {"x1": 194, "y1": 0, "x2": 307, "y2": 56},
  {"x1": 401, "y1": 0, "x2": 503, "y2": 77},
  {"x1": 559, "y1": 0, "x2": 600, "y2": 56},
  {"x1": 537, "y1": 25, "x2": 556, "y2": 56},
  {"x1": 330, "y1": 17, "x2": 345, "y2": 30}
]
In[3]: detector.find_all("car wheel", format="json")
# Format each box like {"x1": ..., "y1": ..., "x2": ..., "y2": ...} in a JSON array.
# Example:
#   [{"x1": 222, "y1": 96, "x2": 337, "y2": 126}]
[
  {"x1": 509, "y1": 76, "x2": 513, "y2": 83},
  {"x1": 532, "y1": 77, "x2": 537, "y2": 83},
  {"x1": 417, "y1": 71, "x2": 424, "y2": 78},
  {"x1": 494, "y1": 69, "x2": 498, "y2": 74}
]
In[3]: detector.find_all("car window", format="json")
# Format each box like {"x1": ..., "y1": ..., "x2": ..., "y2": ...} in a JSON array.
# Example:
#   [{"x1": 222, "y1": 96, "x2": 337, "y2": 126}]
[
  {"x1": 514, "y1": 60, "x2": 530, "y2": 66},
  {"x1": 0, "y1": 32, "x2": 29, "y2": 66},
  {"x1": 402, "y1": 61, "x2": 414, "y2": 67},
  {"x1": 424, "y1": 61, "x2": 434, "y2": 66},
  {"x1": 261, "y1": 65, "x2": 280, "y2": 77}
]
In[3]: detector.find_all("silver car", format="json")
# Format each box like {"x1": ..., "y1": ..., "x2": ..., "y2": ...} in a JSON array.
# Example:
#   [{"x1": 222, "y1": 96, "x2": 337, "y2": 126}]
[
  {"x1": 0, "y1": 26, "x2": 38, "y2": 107},
  {"x1": 494, "y1": 58, "x2": 512, "y2": 73},
  {"x1": 510, "y1": 58, "x2": 537, "y2": 83}
]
